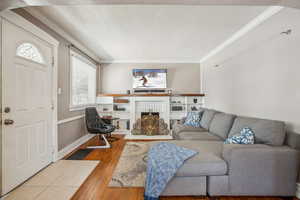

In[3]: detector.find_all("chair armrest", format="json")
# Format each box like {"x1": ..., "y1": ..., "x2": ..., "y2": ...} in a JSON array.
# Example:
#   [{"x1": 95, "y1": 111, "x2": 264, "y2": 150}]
[
  {"x1": 223, "y1": 144, "x2": 300, "y2": 195},
  {"x1": 101, "y1": 118, "x2": 111, "y2": 125}
]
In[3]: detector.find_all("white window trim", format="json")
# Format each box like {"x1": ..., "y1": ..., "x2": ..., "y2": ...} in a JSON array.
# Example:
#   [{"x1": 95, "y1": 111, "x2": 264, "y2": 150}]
[{"x1": 69, "y1": 50, "x2": 97, "y2": 111}]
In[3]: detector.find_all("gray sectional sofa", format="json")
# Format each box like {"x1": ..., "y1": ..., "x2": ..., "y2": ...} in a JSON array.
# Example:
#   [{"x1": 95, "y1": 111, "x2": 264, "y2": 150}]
[{"x1": 161, "y1": 108, "x2": 300, "y2": 197}]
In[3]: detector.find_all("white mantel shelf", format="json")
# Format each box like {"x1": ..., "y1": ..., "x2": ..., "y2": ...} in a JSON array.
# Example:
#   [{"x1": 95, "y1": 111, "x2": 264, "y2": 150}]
[
  {"x1": 96, "y1": 94, "x2": 205, "y2": 140},
  {"x1": 98, "y1": 93, "x2": 205, "y2": 97}
]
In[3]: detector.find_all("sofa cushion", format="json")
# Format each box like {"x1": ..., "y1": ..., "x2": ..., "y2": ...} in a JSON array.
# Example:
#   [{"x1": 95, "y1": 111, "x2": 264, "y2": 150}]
[
  {"x1": 222, "y1": 143, "x2": 272, "y2": 164},
  {"x1": 285, "y1": 131, "x2": 300, "y2": 150},
  {"x1": 228, "y1": 116, "x2": 286, "y2": 146},
  {"x1": 209, "y1": 113, "x2": 236, "y2": 140},
  {"x1": 177, "y1": 131, "x2": 223, "y2": 141},
  {"x1": 173, "y1": 124, "x2": 207, "y2": 133},
  {"x1": 172, "y1": 124, "x2": 207, "y2": 139},
  {"x1": 200, "y1": 109, "x2": 220, "y2": 129},
  {"x1": 170, "y1": 141, "x2": 227, "y2": 176}
]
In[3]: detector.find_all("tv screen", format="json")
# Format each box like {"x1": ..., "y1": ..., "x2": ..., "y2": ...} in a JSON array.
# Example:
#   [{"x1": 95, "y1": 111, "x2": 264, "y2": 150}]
[{"x1": 133, "y1": 69, "x2": 167, "y2": 89}]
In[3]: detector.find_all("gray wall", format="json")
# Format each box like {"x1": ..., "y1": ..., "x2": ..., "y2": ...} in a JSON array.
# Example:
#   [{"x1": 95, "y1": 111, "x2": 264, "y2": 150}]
[
  {"x1": 0, "y1": 17, "x2": 2, "y2": 194},
  {"x1": 57, "y1": 118, "x2": 87, "y2": 150},
  {"x1": 202, "y1": 8, "x2": 300, "y2": 133},
  {"x1": 100, "y1": 63, "x2": 201, "y2": 93},
  {"x1": 14, "y1": 9, "x2": 96, "y2": 151}
]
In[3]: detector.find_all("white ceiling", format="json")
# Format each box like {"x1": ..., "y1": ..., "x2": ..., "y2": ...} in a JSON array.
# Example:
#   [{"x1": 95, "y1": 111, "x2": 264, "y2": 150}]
[{"x1": 27, "y1": 5, "x2": 268, "y2": 63}]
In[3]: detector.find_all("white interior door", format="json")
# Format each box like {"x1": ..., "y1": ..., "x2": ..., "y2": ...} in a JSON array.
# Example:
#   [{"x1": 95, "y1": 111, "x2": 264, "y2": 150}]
[{"x1": 2, "y1": 19, "x2": 54, "y2": 195}]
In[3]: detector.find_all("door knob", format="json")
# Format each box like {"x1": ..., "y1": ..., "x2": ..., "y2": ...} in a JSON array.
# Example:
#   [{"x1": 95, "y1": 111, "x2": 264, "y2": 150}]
[
  {"x1": 4, "y1": 107, "x2": 11, "y2": 113},
  {"x1": 4, "y1": 119, "x2": 14, "y2": 125}
]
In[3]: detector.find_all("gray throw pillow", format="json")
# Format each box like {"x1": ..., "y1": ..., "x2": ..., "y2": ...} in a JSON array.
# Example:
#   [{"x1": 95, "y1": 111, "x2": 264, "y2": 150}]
[
  {"x1": 228, "y1": 116, "x2": 286, "y2": 146},
  {"x1": 209, "y1": 113, "x2": 236, "y2": 140}
]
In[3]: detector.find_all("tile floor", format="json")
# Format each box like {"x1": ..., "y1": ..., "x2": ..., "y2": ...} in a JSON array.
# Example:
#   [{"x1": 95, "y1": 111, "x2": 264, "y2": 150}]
[{"x1": 3, "y1": 160, "x2": 99, "y2": 200}]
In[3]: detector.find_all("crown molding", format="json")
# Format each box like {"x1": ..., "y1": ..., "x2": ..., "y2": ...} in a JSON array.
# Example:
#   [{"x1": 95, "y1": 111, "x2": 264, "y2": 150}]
[
  {"x1": 99, "y1": 60, "x2": 201, "y2": 64},
  {"x1": 23, "y1": 7, "x2": 101, "y2": 63},
  {"x1": 199, "y1": 6, "x2": 284, "y2": 64},
  {"x1": 2, "y1": 0, "x2": 300, "y2": 10}
]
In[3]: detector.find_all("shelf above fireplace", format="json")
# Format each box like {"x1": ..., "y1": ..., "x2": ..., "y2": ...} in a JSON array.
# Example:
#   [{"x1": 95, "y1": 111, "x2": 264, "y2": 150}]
[{"x1": 98, "y1": 93, "x2": 205, "y2": 97}]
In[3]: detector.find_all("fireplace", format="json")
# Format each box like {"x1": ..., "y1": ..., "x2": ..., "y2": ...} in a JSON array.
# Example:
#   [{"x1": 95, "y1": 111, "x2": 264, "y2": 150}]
[
  {"x1": 132, "y1": 112, "x2": 169, "y2": 136},
  {"x1": 141, "y1": 112, "x2": 159, "y2": 135}
]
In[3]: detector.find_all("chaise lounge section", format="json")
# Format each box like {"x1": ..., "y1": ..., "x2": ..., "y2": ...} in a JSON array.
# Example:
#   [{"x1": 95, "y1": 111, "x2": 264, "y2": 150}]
[{"x1": 161, "y1": 108, "x2": 300, "y2": 197}]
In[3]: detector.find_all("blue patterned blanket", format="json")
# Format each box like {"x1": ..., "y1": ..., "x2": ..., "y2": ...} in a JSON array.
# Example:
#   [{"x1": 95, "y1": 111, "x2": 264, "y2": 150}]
[{"x1": 144, "y1": 142, "x2": 198, "y2": 200}]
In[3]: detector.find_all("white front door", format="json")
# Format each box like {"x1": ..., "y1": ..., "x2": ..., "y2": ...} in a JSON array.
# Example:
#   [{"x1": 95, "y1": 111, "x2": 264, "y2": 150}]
[{"x1": 2, "y1": 19, "x2": 54, "y2": 194}]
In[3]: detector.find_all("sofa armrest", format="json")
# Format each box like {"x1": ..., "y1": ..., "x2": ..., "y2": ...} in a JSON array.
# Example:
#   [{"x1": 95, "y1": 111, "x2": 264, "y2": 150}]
[
  {"x1": 222, "y1": 144, "x2": 271, "y2": 164},
  {"x1": 223, "y1": 144, "x2": 300, "y2": 196},
  {"x1": 179, "y1": 117, "x2": 186, "y2": 124}
]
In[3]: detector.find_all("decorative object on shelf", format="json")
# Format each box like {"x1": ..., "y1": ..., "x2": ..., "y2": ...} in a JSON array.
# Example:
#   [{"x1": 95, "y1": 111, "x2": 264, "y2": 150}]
[
  {"x1": 171, "y1": 106, "x2": 183, "y2": 111},
  {"x1": 191, "y1": 106, "x2": 198, "y2": 111},
  {"x1": 126, "y1": 120, "x2": 130, "y2": 130},
  {"x1": 116, "y1": 121, "x2": 120, "y2": 129},
  {"x1": 193, "y1": 98, "x2": 198, "y2": 104},
  {"x1": 127, "y1": 90, "x2": 131, "y2": 94},
  {"x1": 113, "y1": 105, "x2": 118, "y2": 111},
  {"x1": 114, "y1": 105, "x2": 126, "y2": 111},
  {"x1": 167, "y1": 89, "x2": 172, "y2": 95}
]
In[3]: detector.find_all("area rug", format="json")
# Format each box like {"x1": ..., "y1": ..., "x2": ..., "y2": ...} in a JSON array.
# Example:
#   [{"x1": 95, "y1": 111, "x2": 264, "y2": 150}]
[{"x1": 109, "y1": 142, "x2": 158, "y2": 187}]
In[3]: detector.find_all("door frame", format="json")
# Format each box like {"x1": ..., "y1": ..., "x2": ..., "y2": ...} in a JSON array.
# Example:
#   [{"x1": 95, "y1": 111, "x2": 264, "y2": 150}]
[{"x1": 0, "y1": 10, "x2": 59, "y2": 162}]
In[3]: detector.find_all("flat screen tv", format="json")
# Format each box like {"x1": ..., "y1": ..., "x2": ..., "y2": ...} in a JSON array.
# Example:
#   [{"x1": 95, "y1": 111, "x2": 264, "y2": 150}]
[{"x1": 133, "y1": 69, "x2": 167, "y2": 89}]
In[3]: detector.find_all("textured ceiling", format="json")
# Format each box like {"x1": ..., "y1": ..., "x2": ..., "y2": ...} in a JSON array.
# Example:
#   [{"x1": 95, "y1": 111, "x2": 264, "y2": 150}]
[
  {"x1": 3, "y1": 0, "x2": 300, "y2": 11},
  {"x1": 28, "y1": 5, "x2": 267, "y2": 62}
]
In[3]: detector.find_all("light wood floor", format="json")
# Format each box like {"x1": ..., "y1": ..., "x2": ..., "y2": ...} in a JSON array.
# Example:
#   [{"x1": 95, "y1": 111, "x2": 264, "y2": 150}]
[{"x1": 70, "y1": 135, "x2": 296, "y2": 200}]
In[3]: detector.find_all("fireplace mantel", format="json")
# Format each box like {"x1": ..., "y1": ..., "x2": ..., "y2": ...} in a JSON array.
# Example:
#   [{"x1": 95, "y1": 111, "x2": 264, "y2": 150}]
[
  {"x1": 98, "y1": 93, "x2": 205, "y2": 97},
  {"x1": 96, "y1": 94, "x2": 205, "y2": 139}
]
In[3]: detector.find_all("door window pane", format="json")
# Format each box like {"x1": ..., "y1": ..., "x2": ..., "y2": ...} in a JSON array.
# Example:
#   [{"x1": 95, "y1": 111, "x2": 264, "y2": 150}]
[{"x1": 16, "y1": 43, "x2": 44, "y2": 64}]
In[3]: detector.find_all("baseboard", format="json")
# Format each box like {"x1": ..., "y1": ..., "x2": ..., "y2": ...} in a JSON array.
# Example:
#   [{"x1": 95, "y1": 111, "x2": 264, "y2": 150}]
[
  {"x1": 297, "y1": 183, "x2": 300, "y2": 199},
  {"x1": 57, "y1": 134, "x2": 94, "y2": 160}
]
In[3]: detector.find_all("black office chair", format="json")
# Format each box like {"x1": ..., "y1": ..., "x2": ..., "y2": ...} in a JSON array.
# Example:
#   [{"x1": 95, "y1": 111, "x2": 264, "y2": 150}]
[{"x1": 85, "y1": 107, "x2": 115, "y2": 149}]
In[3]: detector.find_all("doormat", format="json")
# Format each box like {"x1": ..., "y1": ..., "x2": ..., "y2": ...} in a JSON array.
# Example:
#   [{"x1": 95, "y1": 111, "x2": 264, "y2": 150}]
[{"x1": 66, "y1": 149, "x2": 93, "y2": 160}]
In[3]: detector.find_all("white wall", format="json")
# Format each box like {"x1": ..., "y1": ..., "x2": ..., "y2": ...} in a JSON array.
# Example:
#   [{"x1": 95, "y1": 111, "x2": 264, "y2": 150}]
[
  {"x1": 100, "y1": 63, "x2": 201, "y2": 93},
  {"x1": 202, "y1": 7, "x2": 300, "y2": 133}
]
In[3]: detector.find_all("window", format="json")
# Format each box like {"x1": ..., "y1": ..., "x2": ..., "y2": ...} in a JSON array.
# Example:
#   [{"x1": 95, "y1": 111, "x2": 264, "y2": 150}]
[
  {"x1": 16, "y1": 42, "x2": 44, "y2": 64},
  {"x1": 70, "y1": 51, "x2": 96, "y2": 110}
]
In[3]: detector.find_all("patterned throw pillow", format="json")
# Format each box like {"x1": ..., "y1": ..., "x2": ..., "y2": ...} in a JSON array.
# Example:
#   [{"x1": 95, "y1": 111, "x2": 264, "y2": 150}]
[
  {"x1": 184, "y1": 112, "x2": 202, "y2": 127},
  {"x1": 224, "y1": 127, "x2": 255, "y2": 144}
]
